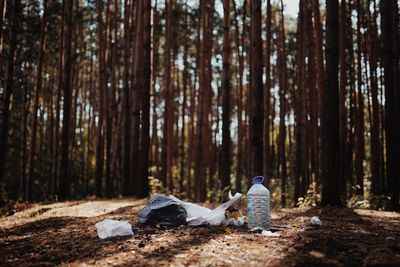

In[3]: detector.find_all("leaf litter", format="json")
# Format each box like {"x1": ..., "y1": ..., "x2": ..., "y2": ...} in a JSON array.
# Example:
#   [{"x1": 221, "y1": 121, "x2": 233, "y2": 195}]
[{"x1": 0, "y1": 198, "x2": 399, "y2": 266}]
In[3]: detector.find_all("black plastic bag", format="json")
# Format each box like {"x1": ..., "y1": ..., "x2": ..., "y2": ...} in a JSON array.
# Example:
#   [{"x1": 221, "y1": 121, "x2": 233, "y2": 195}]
[{"x1": 138, "y1": 194, "x2": 188, "y2": 227}]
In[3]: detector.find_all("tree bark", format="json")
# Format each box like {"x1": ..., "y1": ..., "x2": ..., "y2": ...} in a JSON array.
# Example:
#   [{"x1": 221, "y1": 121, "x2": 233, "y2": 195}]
[
  {"x1": 250, "y1": 0, "x2": 263, "y2": 177},
  {"x1": 0, "y1": 0, "x2": 21, "y2": 194},
  {"x1": 338, "y1": 0, "x2": 347, "y2": 198},
  {"x1": 59, "y1": 0, "x2": 73, "y2": 200},
  {"x1": 162, "y1": 0, "x2": 174, "y2": 191},
  {"x1": 354, "y1": 0, "x2": 365, "y2": 196},
  {"x1": 312, "y1": 0, "x2": 324, "y2": 190},
  {"x1": 278, "y1": 0, "x2": 287, "y2": 207},
  {"x1": 0, "y1": 0, "x2": 6, "y2": 54},
  {"x1": 263, "y1": 0, "x2": 272, "y2": 189},
  {"x1": 221, "y1": 0, "x2": 231, "y2": 190},
  {"x1": 130, "y1": 0, "x2": 144, "y2": 195},
  {"x1": 122, "y1": 0, "x2": 131, "y2": 196},
  {"x1": 27, "y1": 0, "x2": 48, "y2": 201},
  {"x1": 368, "y1": 0, "x2": 382, "y2": 195},
  {"x1": 139, "y1": 0, "x2": 151, "y2": 197},
  {"x1": 321, "y1": 0, "x2": 342, "y2": 206},
  {"x1": 381, "y1": 0, "x2": 400, "y2": 210}
]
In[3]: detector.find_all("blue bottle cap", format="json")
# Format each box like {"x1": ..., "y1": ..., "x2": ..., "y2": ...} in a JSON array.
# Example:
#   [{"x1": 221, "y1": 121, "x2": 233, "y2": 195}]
[{"x1": 252, "y1": 176, "x2": 264, "y2": 184}]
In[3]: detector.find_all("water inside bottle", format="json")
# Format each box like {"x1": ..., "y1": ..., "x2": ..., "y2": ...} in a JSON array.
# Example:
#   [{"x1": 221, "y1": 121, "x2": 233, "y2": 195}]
[{"x1": 247, "y1": 176, "x2": 270, "y2": 230}]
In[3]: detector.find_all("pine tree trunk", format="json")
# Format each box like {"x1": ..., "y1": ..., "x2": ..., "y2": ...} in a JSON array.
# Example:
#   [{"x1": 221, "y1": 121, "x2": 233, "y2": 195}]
[
  {"x1": 354, "y1": 0, "x2": 365, "y2": 196},
  {"x1": 180, "y1": 2, "x2": 190, "y2": 193},
  {"x1": 139, "y1": 0, "x2": 151, "y2": 197},
  {"x1": 27, "y1": 0, "x2": 48, "y2": 201},
  {"x1": 250, "y1": 0, "x2": 264, "y2": 177},
  {"x1": 233, "y1": 0, "x2": 243, "y2": 193},
  {"x1": 321, "y1": 0, "x2": 342, "y2": 206},
  {"x1": 221, "y1": 0, "x2": 231, "y2": 190},
  {"x1": 263, "y1": 0, "x2": 272, "y2": 188},
  {"x1": 59, "y1": 0, "x2": 73, "y2": 200},
  {"x1": 368, "y1": 0, "x2": 382, "y2": 195},
  {"x1": 294, "y1": 0, "x2": 305, "y2": 203},
  {"x1": 162, "y1": 0, "x2": 174, "y2": 191},
  {"x1": 0, "y1": 0, "x2": 6, "y2": 54},
  {"x1": 312, "y1": 0, "x2": 324, "y2": 189},
  {"x1": 381, "y1": 0, "x2": 400, "y2": 210},
  {"x1": 130, "y1": 0, "x2": 144, "y2": 195},
  {"x1": 95, "y1": 0, "x2": 107, "y2": 197},
  {"x1": 339, "y1": 0, "x2": 347, "y2": 198},
  {"x1": 122, "y1": 0, "x2": 131, "y2": 196},
  {"x1": 278, "y1": 0, "x2": 287, "y2": 207},
  {"x1": 195, "y1": 0, "x2": 213, "y2": 201}
]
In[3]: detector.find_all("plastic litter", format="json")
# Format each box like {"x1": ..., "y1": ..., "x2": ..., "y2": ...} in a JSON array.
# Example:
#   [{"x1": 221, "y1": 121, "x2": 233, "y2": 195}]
[
  {"x1": 138, "y1": 192, "x2": 244, "y2": 227},
  {"x1": 310, "y1": 216, "x2": 322, "y2": 226},
  {"x1": 256, "y1": 230, "x2": 280, "y2": 237},
  {"x1": 95, "y1": 219, "x2": 133, "y2": 239},
  {"x1": 138, "y1": 194, "x2": 187, "y2": 227},
  {"x1": 247, "y1": 176, "x2": 271, "y2": 230}
]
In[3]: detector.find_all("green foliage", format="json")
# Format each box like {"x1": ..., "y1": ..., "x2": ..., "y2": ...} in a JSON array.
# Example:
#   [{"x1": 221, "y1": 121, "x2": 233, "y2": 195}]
[
  {"x1": 149, "y1": 176, "x2": 166, "y2": 196},
  {"x1": 297, "y1": 182, "x2": 320, "y2": 208},
  {"x1": 348, "y1": 194, "x2": 370, "y2": 209}
]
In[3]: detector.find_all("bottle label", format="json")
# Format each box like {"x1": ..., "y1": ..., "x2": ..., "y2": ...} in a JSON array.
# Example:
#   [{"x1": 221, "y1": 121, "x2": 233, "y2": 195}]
[{"x1": 247, "y1": 196, "x2": 270, "y2": 229}]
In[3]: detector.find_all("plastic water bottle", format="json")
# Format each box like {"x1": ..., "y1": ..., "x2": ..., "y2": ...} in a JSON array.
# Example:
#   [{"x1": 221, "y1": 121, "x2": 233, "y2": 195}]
[{"x1": 247, "y1": 176, "x2": 270, "y2": 230}]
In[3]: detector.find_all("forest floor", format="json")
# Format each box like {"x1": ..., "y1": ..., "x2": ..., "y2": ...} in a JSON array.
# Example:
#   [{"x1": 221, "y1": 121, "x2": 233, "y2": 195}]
[{"x1": 0, "y1": 198, "x2": 399, "y2": 267}]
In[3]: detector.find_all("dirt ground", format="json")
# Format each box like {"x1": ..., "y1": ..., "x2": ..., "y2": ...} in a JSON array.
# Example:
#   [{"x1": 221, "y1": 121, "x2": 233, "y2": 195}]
[{"x1": 0, "y1": 198, "x2": 399, "y2": 267}]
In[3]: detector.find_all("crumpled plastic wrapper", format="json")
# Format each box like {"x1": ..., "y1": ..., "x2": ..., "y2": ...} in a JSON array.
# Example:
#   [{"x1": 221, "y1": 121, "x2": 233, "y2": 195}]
[{"x1": 95, "y1": 219, "x2": 133, "y2": 239}]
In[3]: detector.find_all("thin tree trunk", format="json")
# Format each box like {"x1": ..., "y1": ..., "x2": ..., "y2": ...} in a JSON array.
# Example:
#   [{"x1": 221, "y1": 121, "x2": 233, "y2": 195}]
[
  {"x1": 59, "y1": 0, "x2": 73, "y2": 200},
  {"x1": 263, "y1": 0, "x2": 272, "y2": 188},
  {"x1": 294, "y1": 0, "x2": 305, "y2": 203},
  {"x1": 21, "y1": 64, "x2": 29, "y2": 200},
  {"x1": 95, "y1": 0, "x2": 107, "y2": 197},
  {"x1": 180, "y1": 1, "x2": 189, "y2": 193},
  {"x1": 139, "y1": 0, "x2": 151, "y2": 197},
  {"x1": 368, "y1": 0, "x2": 381, "y2": 195},
  {"x1": 221, "y1": 0, "x2": 231, "y2": 190},
  {"x1": 278, "y1": 0, "x2": 287, "y2": 207},
  {"x1": 233, "y1": 0, "x2": 243, "y2": 193},
  {"x1": 338, "y1": 0, "x2": 347, "y2": 198},
  {"x1": 27, "y1": 0, "x2": 48, "y2": 201},
  {"x1": 354, "y1": 0, "x2": 365, "y2": 196},
  {"x1": 0, "y1": 0, "x2": 6, "y2": 53},
  {"x1": 312, "y1": 0, "x2": 324, "y2": 189},
  {"x1": 162, "y1": 0, "x2": 174, "y2": 191},
  {"x1": 122, "y1": 0, "x2": 131, "y2": 196},
  {"x1": 130, "y1": 0, "x2": 144, "y2": 195}
]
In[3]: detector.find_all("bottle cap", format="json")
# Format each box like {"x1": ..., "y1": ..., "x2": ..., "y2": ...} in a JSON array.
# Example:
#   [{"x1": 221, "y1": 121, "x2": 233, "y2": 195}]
[{"x1": 252, "y1": 176, "x2": 264, "y2": 184}]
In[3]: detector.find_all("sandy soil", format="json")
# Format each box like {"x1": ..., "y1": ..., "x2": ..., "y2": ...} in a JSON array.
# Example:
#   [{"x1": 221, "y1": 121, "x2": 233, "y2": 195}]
[{"x1": 0, "y1": 198, "x2": 399, "y2": 266}]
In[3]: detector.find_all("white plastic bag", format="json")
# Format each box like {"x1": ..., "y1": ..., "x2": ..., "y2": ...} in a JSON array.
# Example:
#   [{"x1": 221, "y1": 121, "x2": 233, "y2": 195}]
[
  {"x1": 256, "y1": 230, "x2": 280, "y2": 237},
  {"x1": 183, "y1": 192, "x2": 243, "y2": 226},
  {"x1": 95, "y1": 219, "x2": 133, "y2": 239}
]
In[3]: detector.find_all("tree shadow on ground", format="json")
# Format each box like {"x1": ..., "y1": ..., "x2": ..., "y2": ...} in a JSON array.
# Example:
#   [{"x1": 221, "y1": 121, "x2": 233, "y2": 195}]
[
  {"x1": 119, "y1": 226, "x2": 226, "y2": 266},
  {"x1": 0, "y1": 202, "x2": 224, "y2": 266},
  {"x1": 0, "y1": 204, "x2": 143, "y2": 266},
  {"x1": 278, "y1": 207, "x2": 400, "y2": 267}
]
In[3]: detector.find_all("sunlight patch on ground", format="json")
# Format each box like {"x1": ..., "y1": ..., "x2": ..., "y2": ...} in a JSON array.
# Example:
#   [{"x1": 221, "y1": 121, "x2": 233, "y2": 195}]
[
  {"x1": 0, "y1": 198, "x2": 146, "y2": 230},
  {"x1": 355, "y1": 209, "x2": 400, "y2": 218}
]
